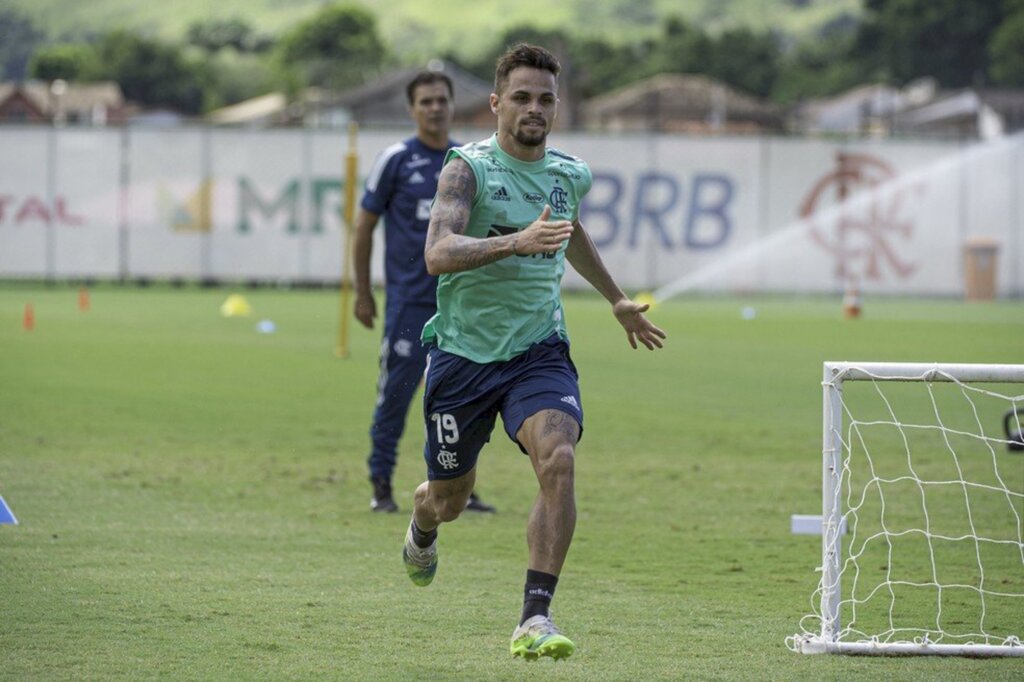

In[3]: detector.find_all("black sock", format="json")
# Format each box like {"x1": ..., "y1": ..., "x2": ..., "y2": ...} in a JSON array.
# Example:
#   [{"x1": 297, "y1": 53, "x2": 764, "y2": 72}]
[
  {"x1": 521, "y1": 569, "x2": 559, "y2": 624},
  {"x1": 410, "y1": 519, "x2": 437, "y2": 548}
]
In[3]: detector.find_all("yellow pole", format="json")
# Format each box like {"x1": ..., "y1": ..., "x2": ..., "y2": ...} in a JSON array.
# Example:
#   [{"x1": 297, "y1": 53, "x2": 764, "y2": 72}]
[{"x1": 336, "y1": 121, "x2": 358, "y2": 358}]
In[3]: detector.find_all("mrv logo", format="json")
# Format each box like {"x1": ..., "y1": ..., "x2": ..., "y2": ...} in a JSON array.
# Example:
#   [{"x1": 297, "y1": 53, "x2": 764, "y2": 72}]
[
  {"x1": 237, "y1": 177, "x2": 347, "y2": 234},
  {"x1": 235, "y1": 171, "x2": 736, "y2": 252}
]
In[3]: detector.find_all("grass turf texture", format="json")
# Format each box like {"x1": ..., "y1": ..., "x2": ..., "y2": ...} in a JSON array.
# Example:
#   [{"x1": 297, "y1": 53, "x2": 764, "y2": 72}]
[{"x1": 1, "y1": 284, "x2": 1021, "y2": 680}]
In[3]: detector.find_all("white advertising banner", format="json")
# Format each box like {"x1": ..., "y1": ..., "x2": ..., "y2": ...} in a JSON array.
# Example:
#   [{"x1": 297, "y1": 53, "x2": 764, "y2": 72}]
[
  {"x1": 0, "y1": 125, "x2": 1020, "y2": 297},
  {"x1": 0, "y1": 128, "x2": 51, "y2": 277}
]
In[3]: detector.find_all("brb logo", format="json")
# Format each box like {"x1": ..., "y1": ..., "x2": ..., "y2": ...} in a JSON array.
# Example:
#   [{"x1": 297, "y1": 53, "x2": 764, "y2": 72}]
[{"x1": 800, "y1": 153, "x2": 920, "y2": 281}]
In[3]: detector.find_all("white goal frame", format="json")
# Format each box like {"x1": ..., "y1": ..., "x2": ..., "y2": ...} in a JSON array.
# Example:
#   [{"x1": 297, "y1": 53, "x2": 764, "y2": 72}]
[{"x1": 790, "y1": 361, "x2": 1024, "y2": 657}]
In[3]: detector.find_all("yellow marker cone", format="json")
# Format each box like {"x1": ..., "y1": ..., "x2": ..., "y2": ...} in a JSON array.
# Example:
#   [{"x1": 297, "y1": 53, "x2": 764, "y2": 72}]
[
  {"x1": 634, "y1": 291, "x2": 657, "y2": 310},
  {"x1": 220, "y1": 294, "x2": 253, "y2": 318}
]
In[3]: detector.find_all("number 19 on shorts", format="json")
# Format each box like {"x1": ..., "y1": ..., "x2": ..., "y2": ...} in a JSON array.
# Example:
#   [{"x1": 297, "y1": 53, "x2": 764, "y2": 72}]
[{"x1": 430, "y1": 413, "x2": 460, "y2": 445}]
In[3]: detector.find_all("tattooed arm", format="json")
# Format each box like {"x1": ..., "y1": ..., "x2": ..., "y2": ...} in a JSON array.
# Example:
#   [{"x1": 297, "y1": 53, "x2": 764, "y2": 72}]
[{"x1": 424, "y1": 157, "x2": 575, "y2": 275}]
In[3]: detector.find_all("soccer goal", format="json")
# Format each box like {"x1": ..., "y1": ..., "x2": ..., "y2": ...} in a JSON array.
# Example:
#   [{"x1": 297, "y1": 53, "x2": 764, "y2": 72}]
[{"x1": 788, "y1": 362, "x2": 1024, "y2": 657}]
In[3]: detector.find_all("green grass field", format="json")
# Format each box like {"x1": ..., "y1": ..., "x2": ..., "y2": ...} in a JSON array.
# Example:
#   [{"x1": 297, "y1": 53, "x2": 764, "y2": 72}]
[{"x1": 1, "y1": 284, "x2": 1021, "y2": 680}]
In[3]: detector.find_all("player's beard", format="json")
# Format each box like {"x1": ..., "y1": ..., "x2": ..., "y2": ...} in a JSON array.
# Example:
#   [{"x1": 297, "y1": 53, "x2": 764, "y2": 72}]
[{"x1": 514, "y1": 118, "x2": 547, "y2": 147}]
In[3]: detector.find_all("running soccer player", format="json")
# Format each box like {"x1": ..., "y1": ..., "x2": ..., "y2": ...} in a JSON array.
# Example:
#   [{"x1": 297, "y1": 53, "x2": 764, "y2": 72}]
[
  {"x1": 353, "y1": 70, "x2": 495, "y2": 515},
  {"x1": 401, "y1": 44, "x2": 666, "y2": 660}
]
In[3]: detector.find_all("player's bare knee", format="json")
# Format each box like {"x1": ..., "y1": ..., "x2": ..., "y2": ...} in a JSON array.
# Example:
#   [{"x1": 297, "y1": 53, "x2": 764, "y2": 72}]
[
  {"x1": 536, "y1": 443, "x2": 575, "y2": 488},
  {"x1": 413, "y1": 482, "x2": 430, "y2": 509}
]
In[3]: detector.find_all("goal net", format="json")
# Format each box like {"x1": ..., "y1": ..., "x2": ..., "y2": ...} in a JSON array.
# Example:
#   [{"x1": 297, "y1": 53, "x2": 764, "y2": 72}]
[{"x1": 788, "y1": 362, "x2": 1024, "y2": 656}]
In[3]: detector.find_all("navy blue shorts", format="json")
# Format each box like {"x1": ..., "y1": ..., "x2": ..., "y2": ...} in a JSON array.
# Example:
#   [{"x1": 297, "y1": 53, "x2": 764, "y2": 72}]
[{"x1": 421, "y1": 334, "x2": 583, "y2": 480}]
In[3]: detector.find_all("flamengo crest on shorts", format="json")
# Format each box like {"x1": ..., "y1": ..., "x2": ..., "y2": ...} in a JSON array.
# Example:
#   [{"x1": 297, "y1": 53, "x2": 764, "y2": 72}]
[{"x1": 436, "y1": 449, "x2": 459, "y2": 470}]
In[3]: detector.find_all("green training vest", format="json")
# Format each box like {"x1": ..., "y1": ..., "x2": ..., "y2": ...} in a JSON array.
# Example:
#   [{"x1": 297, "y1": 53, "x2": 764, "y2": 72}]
[{"x1": 422, "y1": 134, "x2": 593, "y2": 363}]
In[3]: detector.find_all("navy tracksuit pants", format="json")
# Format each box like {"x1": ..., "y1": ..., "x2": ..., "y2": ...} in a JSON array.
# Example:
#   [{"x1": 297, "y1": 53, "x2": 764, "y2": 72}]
[{"x1": 367, "y1": 300, "x2": 435, "y2": 481}]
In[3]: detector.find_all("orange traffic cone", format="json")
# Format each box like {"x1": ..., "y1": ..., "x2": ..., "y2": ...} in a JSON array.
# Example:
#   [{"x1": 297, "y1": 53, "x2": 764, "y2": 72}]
[
  {"x1": 78, "y1": 287, "x2": 90, "y2": 311},
  {"x1": 842, "y1": 281, "x2": 862, "y2": 319},
  {"x1": 23, "y1": 303, "x2": 35, "y2": 331}
]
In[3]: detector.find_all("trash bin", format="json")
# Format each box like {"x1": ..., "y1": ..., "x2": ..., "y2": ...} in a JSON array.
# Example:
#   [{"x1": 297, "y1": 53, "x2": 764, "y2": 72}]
[{"x1": 963, "y1": 237, "x2": 999, "y2": 301}]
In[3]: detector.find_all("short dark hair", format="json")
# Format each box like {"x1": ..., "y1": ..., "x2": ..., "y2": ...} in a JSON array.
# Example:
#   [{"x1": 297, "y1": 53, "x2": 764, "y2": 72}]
[
  {"x1": 494, "y1": 43, "x2": 560, "y2": 93},
  {"x1": 406, "y1": 71, "x2": 453, "y2": 105}
]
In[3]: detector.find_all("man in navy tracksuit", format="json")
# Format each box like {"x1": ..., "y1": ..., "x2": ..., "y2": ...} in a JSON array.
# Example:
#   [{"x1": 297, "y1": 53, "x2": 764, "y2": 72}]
[{"x1": 353, "y1": 70, "x2": 495, "y2": 514}]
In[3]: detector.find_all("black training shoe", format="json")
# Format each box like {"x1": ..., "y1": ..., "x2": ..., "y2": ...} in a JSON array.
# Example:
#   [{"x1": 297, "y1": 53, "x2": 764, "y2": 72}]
[
  {"x1": 371, "y1": 476, "x2": 399, "y2": 513},
  {"x1": 465, "y1": 492, "x2": 496, "y2": 513}
]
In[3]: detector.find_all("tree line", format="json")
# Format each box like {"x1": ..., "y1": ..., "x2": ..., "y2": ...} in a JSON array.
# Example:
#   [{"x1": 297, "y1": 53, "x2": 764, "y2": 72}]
[{"x1": 1, "y1": 0, "x2": 1022, "y2": 117}]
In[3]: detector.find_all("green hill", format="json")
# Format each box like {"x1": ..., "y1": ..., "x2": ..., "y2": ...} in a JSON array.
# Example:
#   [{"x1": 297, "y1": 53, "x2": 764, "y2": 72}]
[{"x1": 8, "y1": 0, "x2": 861, "y2": 62}]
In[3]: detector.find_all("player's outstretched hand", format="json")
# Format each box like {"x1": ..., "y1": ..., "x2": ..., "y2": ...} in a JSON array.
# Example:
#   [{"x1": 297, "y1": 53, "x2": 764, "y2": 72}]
[
  {"x1": 612, "y1": 298, "x2": 666, "y2": 350},
  {"x1": 354, "y1": 291, "x2": 376, "y2": 329},
  {"x1": 515, "y1": 205, "x2": 574, "y2": 256}
]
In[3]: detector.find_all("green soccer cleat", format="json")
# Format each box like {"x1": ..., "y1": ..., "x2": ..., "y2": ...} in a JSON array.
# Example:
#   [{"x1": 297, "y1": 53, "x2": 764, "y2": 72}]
[
  {"x1": 402, "y1": 523, "x2": 437, "y2": 586},
  {"x1": 510, "y1": 615, "x2": 576, "y2": 661}
]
